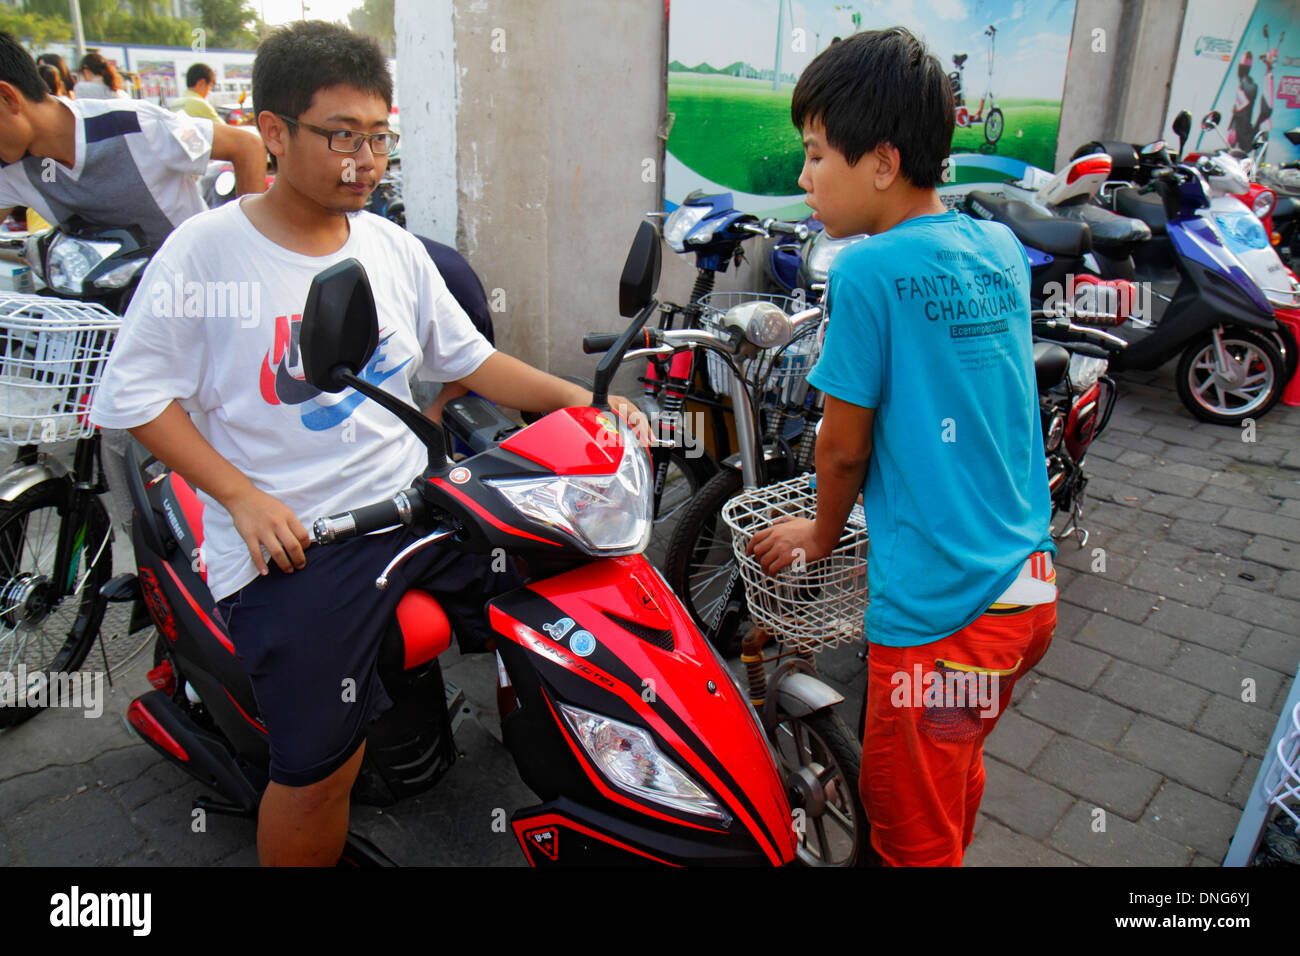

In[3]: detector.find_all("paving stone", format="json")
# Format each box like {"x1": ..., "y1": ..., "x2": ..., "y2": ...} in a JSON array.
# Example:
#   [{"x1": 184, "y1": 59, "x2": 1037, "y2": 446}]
[
  {"x1": 1147, "y1": 425, "x2": 1219, "y2": 450},
  {"x1": 1015, "y1": 676, "x2": 1136, "y2": 748},
  {"x1": 1054, "y1": 542, "x2": 1138, "y2": 579},
  {"x1": 1084, "y1": 457, "x2": 1134, "y2": 482},
  {"x1": 1193, "y1": 694, "x2": 1282, "y2": 756},
  {"x1": 1227, "y1": 756, "x2": 1264, "y2": 809},
  {"x1": 1093, "y1": 660, "x2": 1210, "y2": 727},
  {"x1": 1087, "y1": 478, "x2": 1153, "y2": 507},
  {"x1": 131, "y1": 785, "x2": 252, "y2": 866},
  {"x1": 1033, "y1": 638, "x2": 1111, "y2": 690},
  {"x1": 1211, "y1": 439, "x2": 1287, "y2": 466},
  {"x1": 1179, "y1": 553, "x2": 1280, "y2": 594},
  {"x1": 1196, "y1": 483, "x2": 1282, "y2": 513},
  {"x1": 1243, "y1": 535, "x2": 1300, "y2": 571},
  {"x1": 1144, "y1": 602, "x2": 1251, "y2": 654},
  {"x1": 1220, "y1": 507, "x2": 1300, "y2": 542},
  {"x1": 1125, "y1": 562, "x2": 1221, "y2": 608},
  {"x1": 1141, "y1": 782, "x2": 1241, "y2": 860},
  {"x1": 1052, "y1": 601, "x2": 1093, "y2": 641},
  {"x1": 89, "y1": 745, "x2": 162, "y2": 792},
  {"x1": 1076, "y1": 615, "x2": 1180, "y2": 670},
  {"x1": 977, "y1": 757, "x2": 1076, "y2": 840},
  {"x1": 1240, "y1": 627, "x2": 1300, "y2": 674},
  {"x1": 982, "y1": 708, "x2": 1056, "y2": 770},
  {"x1": 1279, "y1": 499, "x2": 1300, "y2": 520},
  {"x1": 1116, "y1": 715, "x2": 1245, "y2": 798},
  {"x1": 1116, "y1": 450, "x2": 1156, "y2": 469},
  {"x1": 1139, "y1": 494, "x2": 1227, "y2": 524},
  {"x1": 112, "y1": 761, "x2": 192, "y2": 811},
  {"x1": 1278, "y1": 571, "x2": 1300, "y2": 600},
  {"x1": 962, "y1": 818, "x2": 1081, "y2": 866},
  {"x1": 1167, "y1": 519, "x2": 1252, "y2": 555},
  {"x1": 0, "y1": 765, "x2": 89, "y2": 816},
  {"x1": 1210, "y1": 585, "x2": 1300, "y2": 633},
  {"x1": 1031, "y1": 737, "x2": 1162, "y2": 820},
  {"x1": 1063, "y1": 576, "x2": 1158, "y2": 625},
  {"x1": 1260, "y1": 477, "x2": 1300, "y2": 500},
  {"x1": 1165, "y1": 644, "x2": 1286, "y2": 708},
  {"x1": 213, "y1": 844, "x2": 261, "y2": 866},
  {"x1": 7, "y1": 790, "x2": 143, "y2": 865}
]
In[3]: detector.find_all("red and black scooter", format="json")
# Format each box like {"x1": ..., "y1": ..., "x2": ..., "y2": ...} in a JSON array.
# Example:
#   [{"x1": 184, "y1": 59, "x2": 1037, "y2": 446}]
[{"x1": 105, "y1": 223, "x2": 810, "y2": 866}]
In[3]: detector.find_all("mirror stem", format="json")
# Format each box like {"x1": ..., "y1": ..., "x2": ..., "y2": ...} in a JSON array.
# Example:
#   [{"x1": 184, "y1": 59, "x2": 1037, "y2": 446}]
[{"x1": 333, "y1": 367, "x2": 451, "y2": 471}]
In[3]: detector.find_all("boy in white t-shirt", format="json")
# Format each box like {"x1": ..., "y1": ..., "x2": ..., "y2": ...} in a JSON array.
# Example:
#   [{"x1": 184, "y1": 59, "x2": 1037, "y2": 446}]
[{"x1": 90, "y1": 21, "x2": 645, "y2": 866}]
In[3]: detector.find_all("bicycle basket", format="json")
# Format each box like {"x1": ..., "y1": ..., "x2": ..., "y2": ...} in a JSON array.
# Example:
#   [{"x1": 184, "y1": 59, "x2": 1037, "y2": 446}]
[
  {"x1": 723, "y1": 474, "x2": 868, "y2": 653},
  {"x1": 0, "y1": 294, "x2": 121, "y2": 445},
  {"x1": 697, "y1": 291, "x2": 821, "y2": 400}
]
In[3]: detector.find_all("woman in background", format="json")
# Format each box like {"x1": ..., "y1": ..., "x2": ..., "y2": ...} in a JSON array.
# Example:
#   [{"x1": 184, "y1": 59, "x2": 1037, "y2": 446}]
[
  {"x1": 74, "y1": 52, "x2": 129, "y2": 99},
  {"x1": 37, "y1": 53, "x2": 74, "y2": 98},
  {"x1": 37, "y1": 63, "x2": 65, "y2": 97}
]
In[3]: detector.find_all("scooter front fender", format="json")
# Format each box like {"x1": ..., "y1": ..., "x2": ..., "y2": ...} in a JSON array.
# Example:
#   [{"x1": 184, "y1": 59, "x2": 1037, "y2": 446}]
[
  {"x1": 0, "y1": 459, "x2": 68, "y2": 503},
  {"x1": 774, "y1": 672, "x2": 845, "y2": 719}
]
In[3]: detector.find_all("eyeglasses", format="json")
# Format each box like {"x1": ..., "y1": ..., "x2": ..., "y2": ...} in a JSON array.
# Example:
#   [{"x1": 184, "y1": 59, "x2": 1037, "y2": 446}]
[{"x1": 275, "y1": 114, "x2": 399, "y2": 155}]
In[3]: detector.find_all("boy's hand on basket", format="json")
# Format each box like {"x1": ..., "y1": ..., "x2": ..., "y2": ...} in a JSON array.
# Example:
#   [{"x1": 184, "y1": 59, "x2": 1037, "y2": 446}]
[{"x1": 748, "y1": 517, "x2": 830, "y2": 576}]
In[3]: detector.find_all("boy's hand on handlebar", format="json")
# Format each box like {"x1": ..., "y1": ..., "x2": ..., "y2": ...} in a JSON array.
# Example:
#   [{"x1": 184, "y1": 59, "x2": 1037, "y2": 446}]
[
  {"x1": 226, "y1": 486, "x2": 311, "y2": 575},
  {"x1": 748, "y1": 517, "x2": 830, "y2": 576}
]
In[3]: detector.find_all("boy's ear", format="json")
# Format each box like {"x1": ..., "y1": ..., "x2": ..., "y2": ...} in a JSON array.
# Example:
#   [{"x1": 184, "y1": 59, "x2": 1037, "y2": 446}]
[
  {"x1": 871, "y1": 142, "x2": 903, "y2": 191},
  {"x1": 0, "y1": 81, "x2": 26, "y2": 116}
]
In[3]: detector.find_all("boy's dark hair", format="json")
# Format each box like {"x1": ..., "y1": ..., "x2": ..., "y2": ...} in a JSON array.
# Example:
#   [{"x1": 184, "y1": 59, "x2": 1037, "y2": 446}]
[
  {"x1": 791, "y1": 27, "x2": 953, "y2": 188},
  {"x1": 253, "y1": 20, "x2": 392, "y2": 123},
  {"x1": 187, "y1": 62, "x2": 215, "y2": 89},
  {"x1": 0, "y1": 32, "x2": 48, "y2": 103}
]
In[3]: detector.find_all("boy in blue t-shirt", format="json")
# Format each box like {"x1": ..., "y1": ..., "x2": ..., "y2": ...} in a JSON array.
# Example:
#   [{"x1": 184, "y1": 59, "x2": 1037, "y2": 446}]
[{"x1": 748, "y1": 27, "x2": 1057, "y2": 867}]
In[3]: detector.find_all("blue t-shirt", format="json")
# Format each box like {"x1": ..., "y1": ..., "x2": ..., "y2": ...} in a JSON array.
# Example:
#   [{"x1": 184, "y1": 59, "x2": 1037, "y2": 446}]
[{"x1": 806, "y1": 210, "x2": 1054, "y2": 648}]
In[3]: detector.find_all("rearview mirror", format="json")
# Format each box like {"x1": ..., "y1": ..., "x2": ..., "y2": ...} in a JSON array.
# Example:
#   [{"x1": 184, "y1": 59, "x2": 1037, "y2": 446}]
[
  {"x1": 1172, "y1": 110, "x2": 1192, "y2": 141},
  {"x1": 618, "y1": 220, "x2": 662, "y2": 317},
  {"x1": 300, "y1": 258, "x2": 379, "y2": 393},
  {"x1": 1201, "y1": 110, "x2": 1221, "y2": 130}
]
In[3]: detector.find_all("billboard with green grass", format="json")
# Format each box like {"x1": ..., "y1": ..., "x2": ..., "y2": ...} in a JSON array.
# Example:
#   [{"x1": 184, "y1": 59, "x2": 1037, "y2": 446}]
[{"x1": 666, "y1": 0, "x2": 1079, "y2": 216}]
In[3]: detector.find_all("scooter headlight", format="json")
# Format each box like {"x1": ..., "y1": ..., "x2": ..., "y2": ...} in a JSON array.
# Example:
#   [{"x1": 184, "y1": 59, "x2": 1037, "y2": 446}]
[
  {"x1": 46, "y1": 234, "x2": 121, "y2": 295},
  {"x1": 1253, "y1": 188, "x2": 1276, "y2": 219},
  {"x1": 805, "y1": 231, "x2": 866, "y2": 283},
  {"x1": 662, "y1": 203, "x2": 710, "y2": 253},
  {"x1": 92, "y1": 257, "x2": 148, "y2": 290},
  {"x1": 558, "y1": 703, "x2": 730, "y2": 822},
  {"x1": 486, "y1": 421, "x2": 652, "y2": 555}
]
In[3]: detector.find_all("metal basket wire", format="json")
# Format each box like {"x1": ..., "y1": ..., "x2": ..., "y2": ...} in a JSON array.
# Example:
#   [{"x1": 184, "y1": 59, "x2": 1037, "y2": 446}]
[
  {"x1": 0, "y1": 294, "x2": 121, "y2": 445},
  {"x1": 697, "y1": 291, "x2": 822, "y2": 401},
  {"x1": 722, "y1": 474, "x2": 868, "y2": 653}
]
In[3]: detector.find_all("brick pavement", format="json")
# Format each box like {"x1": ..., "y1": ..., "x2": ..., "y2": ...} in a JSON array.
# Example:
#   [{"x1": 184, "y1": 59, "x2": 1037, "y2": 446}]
[{"x1": 2, "y1": 363, "x2": 1297, "y2": 866}]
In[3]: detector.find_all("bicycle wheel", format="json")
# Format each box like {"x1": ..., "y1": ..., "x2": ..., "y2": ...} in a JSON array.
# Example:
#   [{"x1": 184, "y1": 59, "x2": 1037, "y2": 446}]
[
  {"x1": 0, "y1": 479, "x2": 112, "y2": 727},
  {"x1": 663, "y1": 467, "x2": 747, "y2": 652},
  {"x1": 648, "y1": 447, "x2": 712, "y2": 559},
  {"x1": 772, "y1": 707, "x2": 876, "y2": 866}
]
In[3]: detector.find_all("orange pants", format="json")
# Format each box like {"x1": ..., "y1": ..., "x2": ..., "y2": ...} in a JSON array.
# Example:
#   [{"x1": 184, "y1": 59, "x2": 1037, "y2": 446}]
[{"x1": 860, "y1": 601, "x2": 1057, "y2": 866}]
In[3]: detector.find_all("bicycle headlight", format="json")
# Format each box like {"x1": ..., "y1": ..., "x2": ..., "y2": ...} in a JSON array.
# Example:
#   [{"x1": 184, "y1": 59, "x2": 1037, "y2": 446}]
[
  {"x1": 662, "y1": 203, "x2": 709, "y2": 253},
  {"x1": 46, "y1": 234, "x2": 121, "y2": 295},
  {"x1": 1253, "y1": 188, "x2": 1276, "y2": 219},
  {"x1": 486, "y1": 422, "x2": 652, "y2": 555},
  {"x1": 558, "y1": 703, "x2": 730, "y2": 821},
  {"x1": 92, "y1": 257, "x2": 148, "y2": 290}
]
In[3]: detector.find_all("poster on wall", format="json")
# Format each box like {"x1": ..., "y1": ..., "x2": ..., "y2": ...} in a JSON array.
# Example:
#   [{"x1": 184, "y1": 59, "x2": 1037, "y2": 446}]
[
  {"x1": 665, "y1": 0, "x2": 1079, "y2": 217},
  {"x1": 1171, "y1": 0, "x2": 1300, "y2": 166},
  {"x1": 136, "y1": 60, "x2": 178, "y2": 102}
]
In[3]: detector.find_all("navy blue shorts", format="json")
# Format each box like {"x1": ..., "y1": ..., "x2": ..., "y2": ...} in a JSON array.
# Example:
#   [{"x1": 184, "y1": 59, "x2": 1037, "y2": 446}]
[{"x1": 216, "y1": 527, "x2": 521, "y2": 787}]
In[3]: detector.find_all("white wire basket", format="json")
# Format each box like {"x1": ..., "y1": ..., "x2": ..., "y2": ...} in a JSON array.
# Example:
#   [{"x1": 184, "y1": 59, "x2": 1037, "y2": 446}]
[
  {"x1": 697, "y1": 291, "x2": 823, "y2": 404},
  {"x1": 0, "y1": 294, "x2": 121, "y2": 445},
  {"x1": 1265, "y1": 700, "x2": 1300, "y2": 835},
  {"x1": 722, "y1": 473, "x2": 868, "y2": 653}
]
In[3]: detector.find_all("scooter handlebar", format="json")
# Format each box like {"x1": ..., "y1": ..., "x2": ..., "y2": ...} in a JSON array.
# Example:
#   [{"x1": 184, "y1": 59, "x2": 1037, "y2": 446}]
[
  {"x1": 583, "y1": 328, "x2": 663, "y2": 354},
  {"x1": 313, "y1": 488, "x2": 425, "y2": 545}
]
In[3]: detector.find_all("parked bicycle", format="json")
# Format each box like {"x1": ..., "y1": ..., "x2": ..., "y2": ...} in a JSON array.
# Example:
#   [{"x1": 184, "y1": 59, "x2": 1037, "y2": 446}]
[{"x1": 0, "y1": 294, "x2": 119, "y2": 726}]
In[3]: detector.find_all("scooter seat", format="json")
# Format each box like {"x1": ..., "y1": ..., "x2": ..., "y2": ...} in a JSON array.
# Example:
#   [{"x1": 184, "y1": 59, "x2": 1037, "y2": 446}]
[
  {"x1": 1113, "y1": 186, "x2": 1167, "y2": 235},
  {"x1": 395, "y1": 591, "x2": 453, "y2": 669},
  {"x1": 1034, "y1": 341, "x2": 1070, "y2": 392},
  {"x1": 966, "y1": 191, "x2": 1092, "y2": 257},
  {"x1": 1053, "y1": 202, "x2": 1152, "y2": 247}
]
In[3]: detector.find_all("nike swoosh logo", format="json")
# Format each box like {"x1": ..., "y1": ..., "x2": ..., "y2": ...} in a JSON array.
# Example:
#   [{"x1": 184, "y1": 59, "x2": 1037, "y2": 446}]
[
  {"x1": 299, "y1": 351, "x2": 411, "y2": 431},
  {"x1": 274, "y1": 359, "x2": 323, "y2": 405}
]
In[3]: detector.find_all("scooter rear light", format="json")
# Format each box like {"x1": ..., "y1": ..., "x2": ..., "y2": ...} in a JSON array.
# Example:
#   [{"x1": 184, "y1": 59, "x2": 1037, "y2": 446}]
[{"x1": 127, "y1": 700, "x2": 189, "y2": 762}]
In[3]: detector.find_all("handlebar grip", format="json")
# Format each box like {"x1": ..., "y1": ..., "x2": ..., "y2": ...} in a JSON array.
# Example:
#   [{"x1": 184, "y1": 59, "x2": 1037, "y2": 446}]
[
  {"x1": 583, "y1": 328, "x2": 662, "y2": 354},
  {"x1": 767, "y1": 220, "x2": 800, "y2": 235},
  {"x1": 582, "y1": 333, "x2": 620, "y2": 354},
  {"x1": 313, "y1": 490, "x2": 422, "y2": 545}
]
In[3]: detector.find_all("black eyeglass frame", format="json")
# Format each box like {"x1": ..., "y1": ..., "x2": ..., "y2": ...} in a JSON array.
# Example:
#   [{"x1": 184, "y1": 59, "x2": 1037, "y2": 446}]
[{"x1": 274, "y1": 113, "x2": 400, "y2": 154}]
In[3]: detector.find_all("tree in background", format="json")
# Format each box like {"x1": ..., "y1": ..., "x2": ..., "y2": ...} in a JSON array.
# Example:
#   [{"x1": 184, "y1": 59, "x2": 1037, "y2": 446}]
[
  {"x1": 348, "y1": 0, "x2": 394, "y2": 57},
  {"x1": 195, "y1": 0, "x2": 260, "y2": 49},
  {"x1": 19, "y1": 0, "x2": 260, "y2": 50}
]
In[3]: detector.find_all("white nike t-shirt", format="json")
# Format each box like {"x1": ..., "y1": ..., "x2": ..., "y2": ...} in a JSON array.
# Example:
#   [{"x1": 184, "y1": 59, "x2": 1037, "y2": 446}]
[{"x1": 91, "y1": 200, "x2": 495, "y2": 600}]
